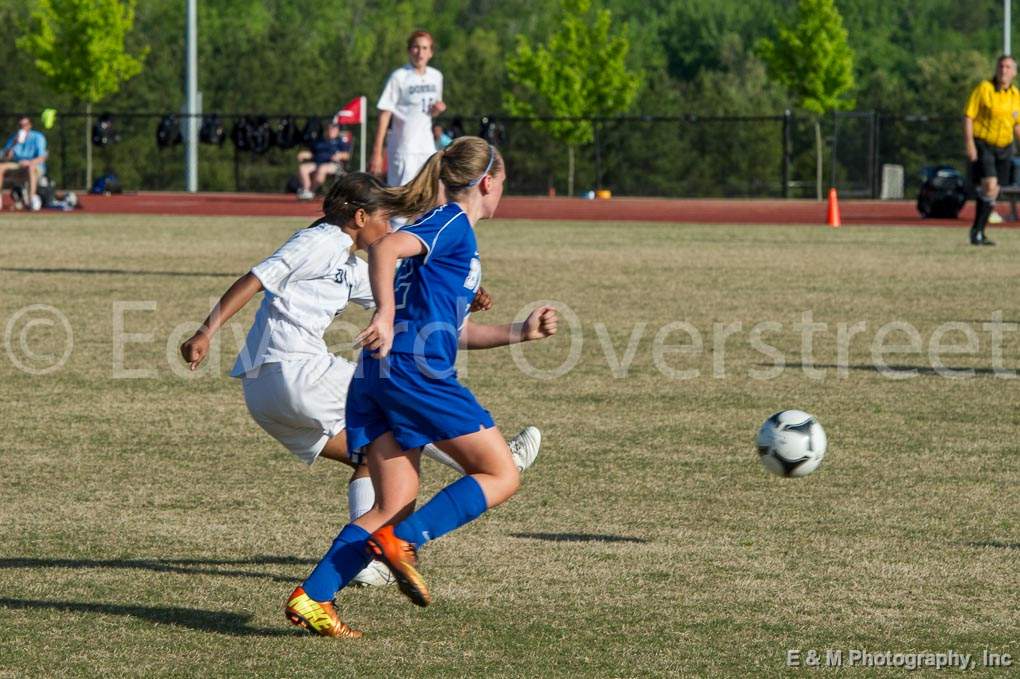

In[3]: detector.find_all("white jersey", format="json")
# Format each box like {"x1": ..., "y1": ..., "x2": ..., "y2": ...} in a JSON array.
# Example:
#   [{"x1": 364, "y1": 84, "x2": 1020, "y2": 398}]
[
  {"x1": 230, "y1": 223, "x2": 373, "y2": 378},
  {"x1": 377, "y1": 63, "x2": 443, "y2": 158}
]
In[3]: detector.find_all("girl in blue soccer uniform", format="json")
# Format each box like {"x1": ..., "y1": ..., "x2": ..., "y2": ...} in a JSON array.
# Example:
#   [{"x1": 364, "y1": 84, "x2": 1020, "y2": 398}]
[{"x1": 286, "y1": 136, "x2": 558, "y2": 637}]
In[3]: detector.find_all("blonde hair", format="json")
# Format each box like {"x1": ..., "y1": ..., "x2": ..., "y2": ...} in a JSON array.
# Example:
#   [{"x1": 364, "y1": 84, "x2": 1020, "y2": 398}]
[{"x1": 384, "y1": 136, "x2": 503, "y2": 218}]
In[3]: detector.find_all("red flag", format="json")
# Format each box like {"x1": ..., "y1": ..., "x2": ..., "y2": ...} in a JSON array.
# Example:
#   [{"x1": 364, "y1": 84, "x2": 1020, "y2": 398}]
[{"x1": 334, "y1": 97, "x2": 363, "y2": 125}]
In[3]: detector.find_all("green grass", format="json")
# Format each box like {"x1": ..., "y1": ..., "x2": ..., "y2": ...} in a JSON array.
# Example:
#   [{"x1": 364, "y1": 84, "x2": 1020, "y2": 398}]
[{"x1": 0, "y1": 213, "x2": 1017, "y2": 677}]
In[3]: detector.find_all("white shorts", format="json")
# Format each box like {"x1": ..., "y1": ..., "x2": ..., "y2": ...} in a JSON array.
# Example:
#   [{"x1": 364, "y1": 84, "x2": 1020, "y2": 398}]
[
  {"x1": 388, "y1": 151, "x2": 433, "y2": 187},
  {"x1": 241, "y1": 355, "x2": 356, "y2": 465}
]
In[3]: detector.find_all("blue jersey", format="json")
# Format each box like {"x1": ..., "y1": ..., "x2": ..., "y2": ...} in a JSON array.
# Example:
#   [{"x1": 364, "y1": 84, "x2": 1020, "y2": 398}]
[
  {"x1": 345, "y1": 202, "x2": 491, "y2": 454},
  {"x1": 310, "y1": 136, "x2": 350, "y2": 165},
  {"x1": 2, "y1": 130, "x2": 47, "y2": 174},
  {"x1": 388, "y1": 203, "x2": 481, "y2": 366}
]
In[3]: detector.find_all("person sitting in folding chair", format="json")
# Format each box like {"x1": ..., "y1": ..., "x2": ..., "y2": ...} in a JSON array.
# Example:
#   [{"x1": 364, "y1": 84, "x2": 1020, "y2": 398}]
[
  {"x1": 1, "y1": 116, "x2": 48, "y2": 211},
  {"x1": 297, "y1": 122, "x2": 351, "y2": 200}
]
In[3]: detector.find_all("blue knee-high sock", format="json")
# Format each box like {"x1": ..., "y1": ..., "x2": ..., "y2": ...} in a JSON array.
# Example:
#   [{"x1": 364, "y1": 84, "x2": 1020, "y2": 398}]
[
  {"x1": 394, "y1": 475, "x2": 488, "y2": 549},
  {"x1": 302, "y1": 523, "x2": 372, "y2": 602}
]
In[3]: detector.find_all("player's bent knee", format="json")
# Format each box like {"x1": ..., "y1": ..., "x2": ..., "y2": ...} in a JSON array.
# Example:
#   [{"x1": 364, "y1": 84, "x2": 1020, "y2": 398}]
[
  {"x1": 507, "y1": 465, "x2": 521, "y2": 492},
  {"x1": 480, "y1": 468, "x2": 520, "y2": 507}
]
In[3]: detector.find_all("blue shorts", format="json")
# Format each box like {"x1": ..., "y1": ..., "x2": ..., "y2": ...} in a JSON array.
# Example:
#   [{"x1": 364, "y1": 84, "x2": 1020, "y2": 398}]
[{"x1": 345, "y1": 352, "x2": 494, "y2": 456}]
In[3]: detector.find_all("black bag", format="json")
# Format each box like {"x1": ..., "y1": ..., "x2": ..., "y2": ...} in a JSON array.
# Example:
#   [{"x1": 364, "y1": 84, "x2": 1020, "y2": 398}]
[
  {"x1": 301, "y1": 117, "x2": 323, "y2": 145},
  {"x1": 231, "y1": 116, "x2": 271, "y2": 153},
  {"x1": 917, "y1": 166, "x2": 966, "y2": 218},
  {"x1": 92, "y1": 113, "x2": 118, "y2": 146},
  {"x1": 156, "y1": 114, "x2": 182, "y2": 147},
  {"x1": 37, "y1": 175, "x2": 55, "y2": 207},
  {"x1": 247, "y1": 116, "x2": 272, "y2": 154},
  {"x1": 199, "y1": 114, "x2": 226, "y2": 146},
  {"x1": 274, "y1": 116, "x2": 300, "y2": 149},
  {"x1": 231, "y1": 117, "x2": 252, "y2": 151}
]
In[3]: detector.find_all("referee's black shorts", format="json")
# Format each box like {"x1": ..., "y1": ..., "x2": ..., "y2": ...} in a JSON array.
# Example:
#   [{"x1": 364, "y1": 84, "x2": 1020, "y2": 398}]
[{"x1": 972, "y1": 138, "x2": 1014, "y2": 186}]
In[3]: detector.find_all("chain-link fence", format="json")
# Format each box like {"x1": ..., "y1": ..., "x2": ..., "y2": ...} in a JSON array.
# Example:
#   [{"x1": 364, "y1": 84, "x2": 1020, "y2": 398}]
[{"x1": 1, "y1": 110, "x2": 965, "y2": 198}]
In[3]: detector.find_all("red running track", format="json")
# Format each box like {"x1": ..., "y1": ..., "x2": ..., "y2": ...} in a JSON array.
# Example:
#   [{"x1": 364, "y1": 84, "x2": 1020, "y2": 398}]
[{"x1": 14, "y1": 191, "x2": 1017, "y2": 228}]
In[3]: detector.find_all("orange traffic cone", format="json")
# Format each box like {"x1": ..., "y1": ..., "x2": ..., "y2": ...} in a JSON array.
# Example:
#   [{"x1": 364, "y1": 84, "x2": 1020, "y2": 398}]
[{"x1": 826, "y1": 187, "x2": 841, "y2": 227}]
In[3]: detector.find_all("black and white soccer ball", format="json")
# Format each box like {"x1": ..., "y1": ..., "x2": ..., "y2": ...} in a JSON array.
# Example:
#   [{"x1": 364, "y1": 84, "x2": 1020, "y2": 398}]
[{"x1": 756, "y1": 410, "x2": 827, "y2": 478}]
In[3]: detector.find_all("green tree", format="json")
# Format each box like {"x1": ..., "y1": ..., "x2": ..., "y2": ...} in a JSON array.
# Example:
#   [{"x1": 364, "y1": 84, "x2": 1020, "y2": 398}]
[
  {"x1": 505, "y1": 0, "x2": 642, "y2": 195},
  {"x1": 757, "y1": 0, "x2": 855, "y2": 199},
  {"x1": 18, "y1": 0, "x2": 147, "y2": 188}
]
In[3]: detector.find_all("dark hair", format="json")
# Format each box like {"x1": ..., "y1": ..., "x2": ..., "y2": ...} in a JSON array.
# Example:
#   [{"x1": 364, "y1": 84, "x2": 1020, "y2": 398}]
[
  {"x1": 320, "y1": 172, "x2": 390, "y2": 226},
  {"x1": 385, "y1": 136, "x2": 503, "y2": 218},
  {"x1": 994, "y1": 55, "x2": 1017, "y2": 86},
  {"x1": 407, "y1": 30, "x2": 434, "y2": 50}
]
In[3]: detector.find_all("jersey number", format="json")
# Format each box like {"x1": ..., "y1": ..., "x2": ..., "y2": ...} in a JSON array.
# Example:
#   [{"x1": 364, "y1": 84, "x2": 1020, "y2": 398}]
[{"x1": 394, "y1": 262, "x2": 414, "y2": 310}]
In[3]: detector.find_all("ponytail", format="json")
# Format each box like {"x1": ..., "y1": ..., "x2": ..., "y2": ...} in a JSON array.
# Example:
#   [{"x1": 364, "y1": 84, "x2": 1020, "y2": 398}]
[
  {"x1": 383, "y1": 150, "x2": 445, "y2": 218},
  {"x1": 382, "y1": 136, "x2": 503, "y2": 217}
]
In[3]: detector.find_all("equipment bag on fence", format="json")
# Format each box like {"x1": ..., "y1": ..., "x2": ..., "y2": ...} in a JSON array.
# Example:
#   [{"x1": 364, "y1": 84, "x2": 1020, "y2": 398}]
[
  {"x1": 274, "y1": 116, "x2": 300, "y2": 149},
  {"x1": 156, "y1": 114, "x2": 182, "y2": 147},
  {"x1": 301, "y1": 116, "x2": 323, "y2": 145},
  {"x1": 200, "y1": 114, "x2": 226, "y2": 146},
  {"x1": 916, "y1": 166, "x2": 966, "y2": 218}
]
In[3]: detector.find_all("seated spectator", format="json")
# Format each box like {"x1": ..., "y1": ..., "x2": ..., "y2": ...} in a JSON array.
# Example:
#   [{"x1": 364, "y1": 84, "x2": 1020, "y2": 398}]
[
  {"x1": 297, "y1": 122, "x2": 350, "y2": 200},
  {"x1": 1, "y1": 116, "x2": 48, "y2": 211}
]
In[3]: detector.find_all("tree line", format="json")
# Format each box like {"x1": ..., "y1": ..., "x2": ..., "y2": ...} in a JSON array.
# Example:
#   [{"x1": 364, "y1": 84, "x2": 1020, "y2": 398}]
[{"x1": 0, "y1": 0, "x2": 1008, "y2": 195}]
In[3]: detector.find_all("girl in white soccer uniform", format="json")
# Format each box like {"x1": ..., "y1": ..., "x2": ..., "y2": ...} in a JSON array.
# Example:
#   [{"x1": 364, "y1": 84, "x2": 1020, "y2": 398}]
[
  {"x1": 180, "y1": 173, "x2": 539, "y2": 586},
  {"x1": 369, "y1": 30, "x2": 446, "y2": 187}
]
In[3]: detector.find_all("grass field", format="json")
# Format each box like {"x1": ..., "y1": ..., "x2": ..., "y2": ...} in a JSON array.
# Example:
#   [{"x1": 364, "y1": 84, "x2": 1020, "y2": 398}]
[{"x1": 1, "y1": 212, "x2": 1017, "y2": 677}]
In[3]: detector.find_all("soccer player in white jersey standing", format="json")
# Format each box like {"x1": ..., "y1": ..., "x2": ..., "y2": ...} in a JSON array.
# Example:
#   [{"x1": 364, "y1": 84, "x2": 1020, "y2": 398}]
[
  {"x1": 179, "y1": 173, "x2": 541, "y2": 590},
  {"x1": 369, "y1": 30, "x2": 445, "y2": 187}
]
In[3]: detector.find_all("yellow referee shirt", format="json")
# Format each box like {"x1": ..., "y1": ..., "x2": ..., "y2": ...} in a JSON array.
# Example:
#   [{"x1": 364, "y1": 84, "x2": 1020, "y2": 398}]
[{"x1": 964, "y1": 79, "x2": 1020, "y2": 147}]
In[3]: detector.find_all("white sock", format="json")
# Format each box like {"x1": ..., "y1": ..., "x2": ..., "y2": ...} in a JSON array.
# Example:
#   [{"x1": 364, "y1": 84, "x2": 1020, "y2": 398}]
[
  {"x1": 422, "y1": 443, "x2": 465, "y2": 474},
  {"x1": 347, "y1": 476, "x2": 375, "y2": 521}
]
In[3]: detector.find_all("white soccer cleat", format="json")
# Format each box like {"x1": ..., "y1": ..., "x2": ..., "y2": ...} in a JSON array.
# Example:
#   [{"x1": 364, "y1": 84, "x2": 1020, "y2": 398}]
[
  {"x1": 508, "y1": 426, "x2": 541, "y2": 473},
  {"x1": 349, "y1": 560, "x2": 395, "y2": 588}
]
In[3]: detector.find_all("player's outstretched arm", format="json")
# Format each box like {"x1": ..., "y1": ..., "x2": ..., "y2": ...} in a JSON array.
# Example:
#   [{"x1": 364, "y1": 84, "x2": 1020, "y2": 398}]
[
  {"x1": 356, "y1": 231, "x2": 426, "y2": 358},
  {"x1": 180, "y1": 272, "x2": 263, "y2": 370},
  {"x1": 460, "y1": 305, "x2": 558, "y2": 350}
]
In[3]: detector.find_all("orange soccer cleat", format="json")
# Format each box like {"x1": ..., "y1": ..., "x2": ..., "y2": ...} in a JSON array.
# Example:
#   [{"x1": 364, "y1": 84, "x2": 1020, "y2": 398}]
[
  {"x1": 285, "y1": 586, "x2": 362, "y2": 638},
  {"x1": 367, "y1": 526, "x2": 431, "y2": 607}
]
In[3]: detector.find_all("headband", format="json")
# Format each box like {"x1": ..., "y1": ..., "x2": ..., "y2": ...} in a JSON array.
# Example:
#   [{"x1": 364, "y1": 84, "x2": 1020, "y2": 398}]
[{"x1": 463, "y1": 145, "x2": 495, "y2": 188}]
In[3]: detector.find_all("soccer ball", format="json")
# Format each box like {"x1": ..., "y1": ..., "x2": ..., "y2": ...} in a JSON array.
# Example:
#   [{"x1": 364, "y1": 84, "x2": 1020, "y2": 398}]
[{"x1": 756, "y1": 410, "x2": 827, "y2": 478}]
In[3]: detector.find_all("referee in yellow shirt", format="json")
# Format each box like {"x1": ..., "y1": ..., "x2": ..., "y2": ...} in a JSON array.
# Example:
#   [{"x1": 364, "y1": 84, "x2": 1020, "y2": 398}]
[{"x1": 963, "y1": 55, "x2": 1020, "y2": 245}]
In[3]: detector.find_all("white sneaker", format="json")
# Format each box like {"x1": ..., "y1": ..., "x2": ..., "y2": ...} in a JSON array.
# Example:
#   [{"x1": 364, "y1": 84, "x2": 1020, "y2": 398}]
[
  {"x1": 350, "y1": 560, "x2": 395, "y2": 587},
  {"x1": 988, "y1": 210, "x2": 1004, "y2": 224},
  {"x1": 508, "y1": 426, "x2": 541, "y2": 472},
  {"x1": 297, "y1": 189, "x2": 315, "y2": 201},
  {"x1": 30, "y1": 194, "x2": 42, "y2": 211}
]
